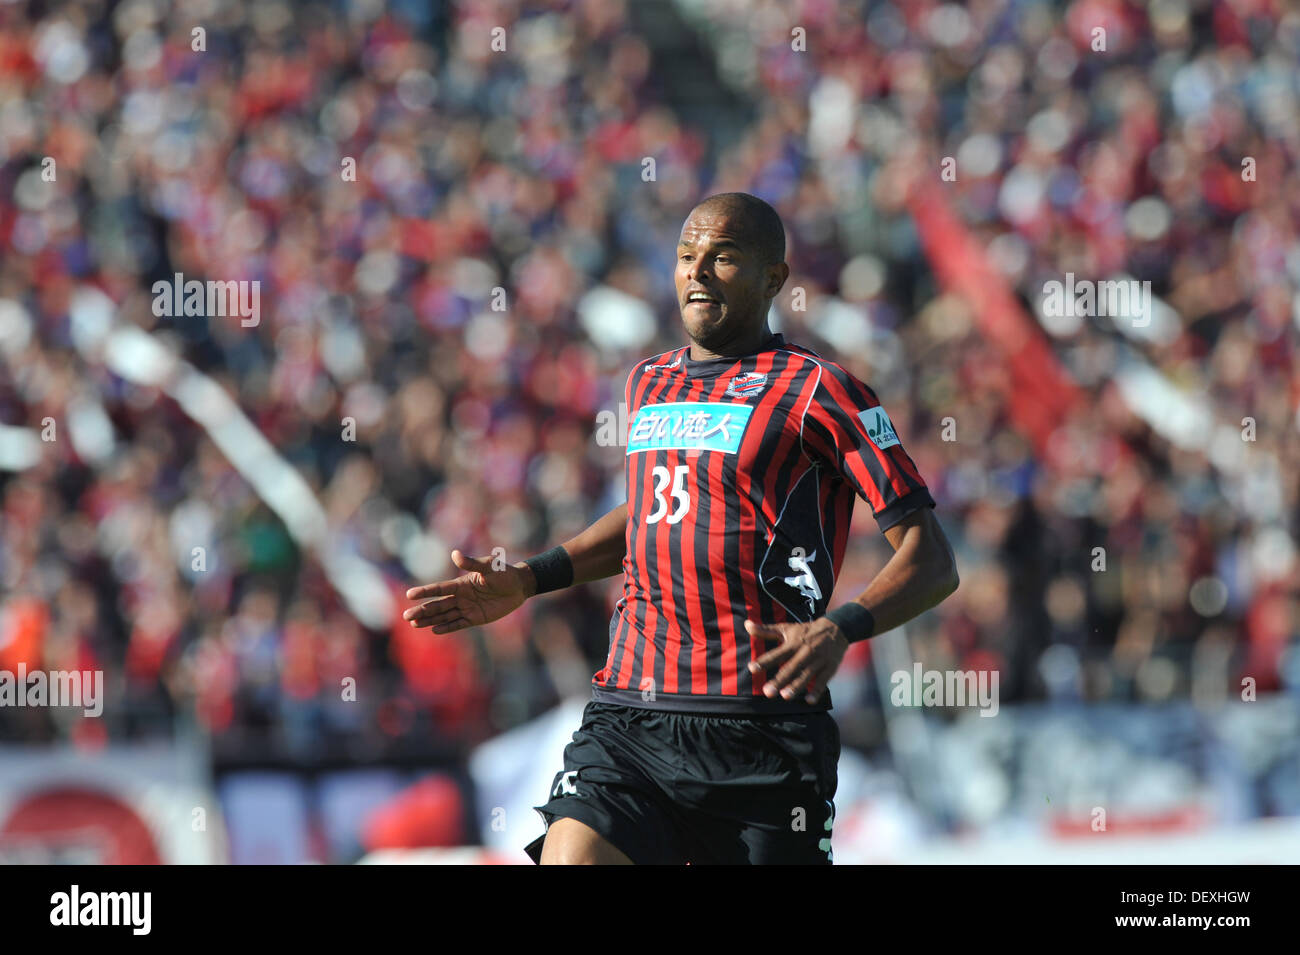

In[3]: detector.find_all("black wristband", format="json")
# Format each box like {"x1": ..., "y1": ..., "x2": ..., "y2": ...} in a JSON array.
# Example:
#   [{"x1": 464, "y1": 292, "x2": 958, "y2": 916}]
[
  {"x1": 825, "y1": 603, "x2": 876, "y2": 643},
  {"x1": 523, "y1": 545, "x2": 574, "y2": 595}
]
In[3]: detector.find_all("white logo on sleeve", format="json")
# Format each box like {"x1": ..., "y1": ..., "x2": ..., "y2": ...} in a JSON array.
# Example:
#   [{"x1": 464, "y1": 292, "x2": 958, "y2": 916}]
[{"x1": 858, "y1": 407, "x2": 899, "y2": 449}]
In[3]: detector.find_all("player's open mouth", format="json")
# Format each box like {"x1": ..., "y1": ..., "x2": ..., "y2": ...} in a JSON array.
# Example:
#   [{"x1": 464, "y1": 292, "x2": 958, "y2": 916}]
[{"x1": 686, "y1": 292, "x2": 722, "y2": 310}]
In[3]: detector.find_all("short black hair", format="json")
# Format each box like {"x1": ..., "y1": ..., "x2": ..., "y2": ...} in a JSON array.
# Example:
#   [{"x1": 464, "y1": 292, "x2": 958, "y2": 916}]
[{"x1": 690, "y1": 192, "x2": 786, "y2": 267}]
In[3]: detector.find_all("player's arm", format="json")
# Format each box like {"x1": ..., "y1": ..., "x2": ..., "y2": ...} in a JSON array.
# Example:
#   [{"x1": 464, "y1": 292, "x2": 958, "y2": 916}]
[
  {"x1": 836, "y1": 505, "x2": 958, "y2": 637},
  {"x1": 521, "y1": 501, "x2": 630, "y2": 594},
  {"x1": 747, "y1": 364, "x2": 958, "y2": 701},
  {"x1": 403, "y1": 501, "x2": 628, "y2": 633},
  {"x1": 746, "y1": 506, "x2": 957, "y2": 701}
]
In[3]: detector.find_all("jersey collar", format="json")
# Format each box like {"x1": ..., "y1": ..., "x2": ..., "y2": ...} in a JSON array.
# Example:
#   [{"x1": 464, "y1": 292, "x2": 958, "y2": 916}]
[{"x1": 682, "y1": 333, "x2": 785, "y2": 379}]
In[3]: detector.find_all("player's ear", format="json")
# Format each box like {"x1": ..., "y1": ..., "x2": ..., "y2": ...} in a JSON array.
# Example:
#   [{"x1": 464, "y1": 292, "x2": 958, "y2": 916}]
[{"x1": 766, "y1": 261, "x2": 790, "y2": 298}]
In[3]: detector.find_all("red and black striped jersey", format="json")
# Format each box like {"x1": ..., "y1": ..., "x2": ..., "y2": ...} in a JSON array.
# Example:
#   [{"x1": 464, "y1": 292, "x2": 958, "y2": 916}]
[{"x1": 591, "y1": 332, "x2": 935, "y2": 715}]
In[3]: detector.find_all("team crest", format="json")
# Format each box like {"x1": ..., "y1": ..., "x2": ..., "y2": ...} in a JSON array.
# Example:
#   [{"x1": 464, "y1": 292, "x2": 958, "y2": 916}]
[{"x1": 724, "y1": 372, "x2": 768, "y2": 399}]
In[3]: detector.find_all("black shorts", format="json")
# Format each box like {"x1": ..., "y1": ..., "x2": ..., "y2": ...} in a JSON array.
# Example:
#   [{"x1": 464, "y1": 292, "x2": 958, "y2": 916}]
[{"x1": 524, "y1": 700, "x2": 840, "y2": 865}]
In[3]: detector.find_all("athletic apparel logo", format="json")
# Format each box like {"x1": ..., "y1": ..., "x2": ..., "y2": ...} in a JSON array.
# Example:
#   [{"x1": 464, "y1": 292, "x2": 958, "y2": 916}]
[
  {"x1": 553, "y1": 771, "x2": 579, "y2": 798},
  {"x1": 858, "y1": 407, "x2": 899, "y2": 449},
  {"x1": 783, "y1": 549, "x2": 822, "y2": 617},
  {"x1": 819, "y1": 800, "x2": 834, "y2": 860},
  {"x1": 724, "y1": 372, "x2": 768, "y2": 399},
  {"x1": 644, "y1": 354, "x2": 683, "y2": 372}
]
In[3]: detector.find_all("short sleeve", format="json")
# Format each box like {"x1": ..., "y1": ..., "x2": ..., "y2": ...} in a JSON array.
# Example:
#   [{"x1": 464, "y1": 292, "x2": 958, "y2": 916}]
[{"x1": 800, "y1": 363, "x2": 935, "y2": 531}]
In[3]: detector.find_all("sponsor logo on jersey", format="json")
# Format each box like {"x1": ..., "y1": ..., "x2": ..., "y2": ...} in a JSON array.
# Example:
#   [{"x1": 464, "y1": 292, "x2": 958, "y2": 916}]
[
  {"x1": 858, "y1": 406, "x2": 900, "y2": 449},
  {"x1": 626, "y1": 402, "x2": 753, "y2": 455},
  {"x1": 724, "y1": 371, "x2": 768, "y2": 399}
]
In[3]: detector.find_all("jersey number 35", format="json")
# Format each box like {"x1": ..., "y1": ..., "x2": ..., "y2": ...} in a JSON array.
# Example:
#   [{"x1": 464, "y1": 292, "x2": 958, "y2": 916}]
[{"x1": 645, "y1": 464, "x2": 691, "y2": 525}]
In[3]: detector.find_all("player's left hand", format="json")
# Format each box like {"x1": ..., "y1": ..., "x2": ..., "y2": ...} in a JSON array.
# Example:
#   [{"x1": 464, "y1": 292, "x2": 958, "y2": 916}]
[{"x1": 744, "y1": 618, "x2": 849, "y2": 704}]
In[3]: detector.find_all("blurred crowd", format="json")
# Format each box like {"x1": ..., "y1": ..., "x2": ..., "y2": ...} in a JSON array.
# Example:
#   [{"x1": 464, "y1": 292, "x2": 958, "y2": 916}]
[{"x1": 0, "y1": 0, "x2": 1297, "y2": 761}]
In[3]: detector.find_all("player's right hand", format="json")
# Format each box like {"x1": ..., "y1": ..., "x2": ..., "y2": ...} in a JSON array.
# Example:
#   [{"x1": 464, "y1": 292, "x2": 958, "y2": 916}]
[{"x1": 402, "y1": 549, "x2": 531, "y2": 633}]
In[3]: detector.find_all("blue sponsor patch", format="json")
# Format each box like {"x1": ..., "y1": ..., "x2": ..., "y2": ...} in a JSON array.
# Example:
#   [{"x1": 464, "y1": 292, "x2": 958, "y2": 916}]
[
  {"x1": 857, "y1": 406, "x2": 900, "y2": 449},
  {"x1": 626, "y1": 402, "x2": 753, "y2": 455}
]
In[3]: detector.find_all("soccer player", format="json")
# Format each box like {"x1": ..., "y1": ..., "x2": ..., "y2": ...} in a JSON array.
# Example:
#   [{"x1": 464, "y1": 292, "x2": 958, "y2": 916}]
[{"x1": 404, "y1": 193, "x2": 959, "y2": 864}]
